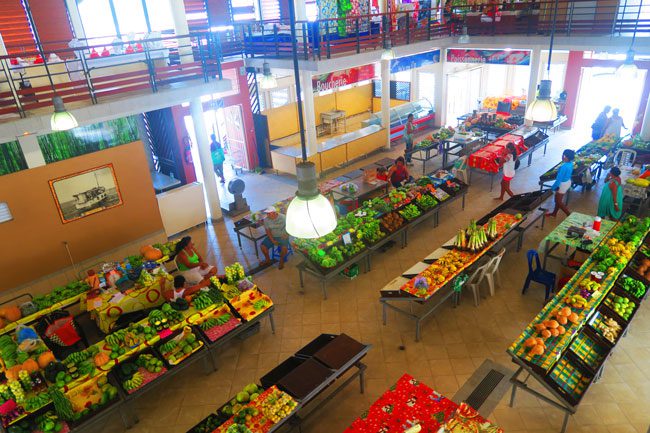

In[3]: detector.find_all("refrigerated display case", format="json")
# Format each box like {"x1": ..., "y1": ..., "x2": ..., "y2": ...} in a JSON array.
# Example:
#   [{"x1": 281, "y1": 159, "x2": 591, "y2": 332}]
[{"x1": 363, "y1": 98, "x2": 435, "y2": 141}]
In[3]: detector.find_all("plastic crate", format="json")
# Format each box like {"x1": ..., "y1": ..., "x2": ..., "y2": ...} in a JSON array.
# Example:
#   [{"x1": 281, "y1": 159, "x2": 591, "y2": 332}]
[{"x1": 623, "y1": 183, "x2": 648, "y2": 200}]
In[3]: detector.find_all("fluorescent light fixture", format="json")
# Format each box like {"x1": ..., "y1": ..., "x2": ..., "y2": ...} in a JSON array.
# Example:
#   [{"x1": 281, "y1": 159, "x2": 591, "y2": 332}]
[
  {"x1": 525, "y1": 80, "x2": 557, "y2": 122},
  {"x1": 258, "y1": 62, "x2": 278, "y2": 90},
  {"x1": 51, "y1": 96, "x2": 78, "y2": 131},
  {"x1": 0, "y1": 202, "x2": 13, "y2": 223},
  {"x1": 286, "y1": 162, "x2": 337, "y2": 239},
  {"x1": 616, "y1": 50, "x2": 639, "y2": 79}
]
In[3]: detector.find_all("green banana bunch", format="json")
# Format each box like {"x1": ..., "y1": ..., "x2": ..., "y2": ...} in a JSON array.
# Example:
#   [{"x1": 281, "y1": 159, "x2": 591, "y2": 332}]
[
  {"x1": 64, "y1": 350, "x2": 89, "y2": 366},
  {"x1": 159, "y1": 340, "x2": 177, "y2": 354},
  {"x1": 24, "y1": 393, "x2": 51, "y2": 412},
  {"x1": 105, "y1": 329, "x2": 126, "y2": 346},
  {"x1": 122, "y1": 372, "x2": 144, "y2": 391},
  {"x1": 192, "y1": 293, "x2": 214, "y2": 310},
  {"x1": 200, "y1": 318, "x2": 219, "y2": 330}
]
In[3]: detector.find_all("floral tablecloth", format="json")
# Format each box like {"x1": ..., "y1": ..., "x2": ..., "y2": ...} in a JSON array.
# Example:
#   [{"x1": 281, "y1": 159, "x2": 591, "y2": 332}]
[
  {"x1": 539, "y1": 212, "x2": 616, "y2": 254},
  {"x1": 343, "y1": 374, "x2": 503, "y2": 433}
]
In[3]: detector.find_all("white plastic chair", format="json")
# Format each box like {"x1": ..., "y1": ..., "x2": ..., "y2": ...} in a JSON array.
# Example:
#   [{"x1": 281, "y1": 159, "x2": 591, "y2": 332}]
[
  {"x1": 452, "y1": 155, "x2": 469, "y2": 185},
  {"x1": 483, "y1": 248, "x2": 506, "y2": 296},
  {"x1": 465, "y1": 262, "x2": 488, "y2": 306},
  {"x1": 613, "y1": 149, "x2": 637, "y2": 168}
]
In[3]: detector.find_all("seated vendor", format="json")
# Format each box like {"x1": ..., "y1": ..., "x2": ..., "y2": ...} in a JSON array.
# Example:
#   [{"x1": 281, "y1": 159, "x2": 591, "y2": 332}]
[
  {"x1": 387, "y1": 156, "x2": 414, "y2": 188},
  {"x1": 174, "y1": 236, "x2": 217, "y2": 285},
  {"x1": 260, "y1": 207, "x2": 290, "y2": 270},
  {"x1": 163, "y1": 275, "x2": 207, "y2": 302}
]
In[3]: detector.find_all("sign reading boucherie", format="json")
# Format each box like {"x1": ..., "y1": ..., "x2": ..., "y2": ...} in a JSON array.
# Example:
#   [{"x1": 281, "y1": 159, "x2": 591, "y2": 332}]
[
  {"x1": 312, "y1": 64, "x2": 376, "y2": 92},
  {"x1": 446, "y1": 49, "x2": 531, "y2": 65}
]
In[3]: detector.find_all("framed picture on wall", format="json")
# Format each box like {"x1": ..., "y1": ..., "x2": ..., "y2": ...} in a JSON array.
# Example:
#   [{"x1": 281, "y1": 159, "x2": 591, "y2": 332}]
[{"x1": 49, "y1": 164, "x2": 123, "y2": 224}]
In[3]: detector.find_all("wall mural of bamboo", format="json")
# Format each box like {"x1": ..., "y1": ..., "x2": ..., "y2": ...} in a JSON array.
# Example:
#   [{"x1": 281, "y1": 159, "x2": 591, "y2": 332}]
[
  {"x1": 0, "y1": 140, "x2": 28, "y2": 177},
  {"x1": 37, "y1": 116, "x2": 140, "y2": 164}
]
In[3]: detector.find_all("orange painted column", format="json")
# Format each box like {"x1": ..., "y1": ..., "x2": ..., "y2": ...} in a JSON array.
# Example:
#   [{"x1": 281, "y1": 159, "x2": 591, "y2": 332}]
[{"x1": 562, "y1": 50, "x2": 584, "y2": 129}]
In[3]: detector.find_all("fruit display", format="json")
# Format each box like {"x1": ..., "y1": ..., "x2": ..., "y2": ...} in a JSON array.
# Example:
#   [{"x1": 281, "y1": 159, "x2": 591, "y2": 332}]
[
  {"x1": 220, "y1": 383, "x2": 261, "y2": 418},
  {"x1": 398, "y1": 204, "x2": 421, "y2": 221},
  {"x1": 62, "y1": 374, "x2": 118, "y2": 420},
  {"x1": 229, "y1": 288, "x2": 273, "y2": 322},
  {"x1": 592, "y1": 314, "x2": 622, "y2": 343},
  {"x1": 625, "y1": 177, "x2": 650, "y2": 188},
  {"x1": 256, "y1": 386, "x2": 297, "y2": 424},
  {"x1": 193, "y1": 304, "x2": 242, "y2": 343},
  {"x1": 380, "y1": 212, "x2": 404, "y2": 233},
  {"x1": 151, "y1": 240, "x2": 178, "y2": 258},
  {"x1": 619, "y1": 275, "x2": 647, "y2": 298},
  {"x1": 621, "y1": 134, "x2": 650, "y2": 151},
  {"x1": 157, "y1": 327, "x2": 202, "y2": 366},
  {"x1": 363, "y1": 197, "x2": 391, "y2": 214},
  {"x1": 225, "y1": 263, "x2": 247, "y2": 285},
  {"x1": 605, "y1": 294, "x2": 636, "y2": 320}
]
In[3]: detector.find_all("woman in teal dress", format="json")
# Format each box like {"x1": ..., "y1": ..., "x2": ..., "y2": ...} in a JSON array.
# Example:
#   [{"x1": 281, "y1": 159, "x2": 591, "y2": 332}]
[{"x1": 598, "y1": 167, "x2": 623, "y2": 220}]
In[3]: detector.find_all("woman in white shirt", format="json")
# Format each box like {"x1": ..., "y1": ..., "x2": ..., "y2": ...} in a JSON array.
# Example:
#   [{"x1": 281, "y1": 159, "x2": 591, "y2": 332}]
[
  {"x1": 603, "y1": 108, "x2": 627, "y2": 138},
  {"x1": 496, "y1": 142, "x2": 519, "y2": 200}
]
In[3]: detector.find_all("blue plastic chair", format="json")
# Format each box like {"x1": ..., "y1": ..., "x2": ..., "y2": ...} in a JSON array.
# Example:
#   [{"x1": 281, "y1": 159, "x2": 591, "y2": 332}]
[
  {"x1": 271, "y1": 243, "x2": 294, "y2": 262},
  {"x1": 522, "y1": 249, "x2": 556, "y2": 301}
]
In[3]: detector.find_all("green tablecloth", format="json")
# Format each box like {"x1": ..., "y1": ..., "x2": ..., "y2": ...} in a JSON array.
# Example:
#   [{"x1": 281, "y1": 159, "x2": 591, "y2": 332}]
[{"x1": 541, "y1": 212, "x2": 616, "y2": 253}]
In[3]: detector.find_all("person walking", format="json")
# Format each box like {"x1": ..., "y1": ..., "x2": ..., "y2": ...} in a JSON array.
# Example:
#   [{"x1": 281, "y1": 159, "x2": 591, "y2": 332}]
[
  {"x1": 404, "y1": 114, "x2": 415, "y2": 165},
  {"x1": 546, "y1": 149, "x2": 575, "y2": 218},
  {"x1": 591, "y1": 106, "x2": 610, "y2": 140},
  {"x1": 495, "y1": 142, "x2": 519, "y2": 200},
  {"x1": 603, "y1": 108, "x2": 627, "y2": 138},
  {"x1": 597, "y1": 167, "x2": 624, "y2": 220},
  {"x1": 210, "y1": 134, "x2": 225, "y2": 184}
]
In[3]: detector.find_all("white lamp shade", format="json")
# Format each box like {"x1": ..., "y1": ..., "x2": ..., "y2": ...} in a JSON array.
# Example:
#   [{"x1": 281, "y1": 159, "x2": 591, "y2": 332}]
[
  {"x1": 51, "y1": 110, "x2": 78, "y2": 131},
  {"x1": 258, "y1": 73, "x2": 277, "y2": 90},
  {"x1": 525, "y1": 98, "x2": 557, "y2": 122},
  {"x1": 616, "y1": 63, "x2": 639, "y2": 80},
  {"x1": 285, "y1": 194, "x2": 337, "y2": 239}
]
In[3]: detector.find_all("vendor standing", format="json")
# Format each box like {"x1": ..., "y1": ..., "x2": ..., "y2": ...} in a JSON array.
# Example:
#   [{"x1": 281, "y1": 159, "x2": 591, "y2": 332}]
[
  {"x1": 260, "y1": 207, "x2": 290, "y2": 270},
  {"x1": 404, "y1": 114, "x2": 415, "y2": 165},
  {"x1": 598, "y1": 167, "x2": 623, "y2": 220},
  {"x1": 174, "y1": 236, "x2": 217, "y2": 284}
]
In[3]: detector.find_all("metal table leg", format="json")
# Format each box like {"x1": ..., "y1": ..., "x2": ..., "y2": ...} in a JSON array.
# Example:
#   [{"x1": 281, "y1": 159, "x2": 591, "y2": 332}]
[
  {"x1": 299, "y1": 267, "x2": 304, "y2": 288},
  {"x1": 268, "y1": 312, "x2": 276, "y2": 334}
]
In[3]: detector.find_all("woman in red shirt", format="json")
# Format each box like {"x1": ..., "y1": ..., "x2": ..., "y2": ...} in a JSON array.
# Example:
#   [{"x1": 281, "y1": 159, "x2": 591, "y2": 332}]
[{"x1": 387, "y1": 156, "x2": 413, "y2": 187}]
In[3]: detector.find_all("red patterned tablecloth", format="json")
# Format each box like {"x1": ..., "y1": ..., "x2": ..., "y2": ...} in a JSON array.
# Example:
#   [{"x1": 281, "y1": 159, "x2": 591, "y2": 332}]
[{"x1": 343, "y1": 374, "x2": 503, "y2": 433}]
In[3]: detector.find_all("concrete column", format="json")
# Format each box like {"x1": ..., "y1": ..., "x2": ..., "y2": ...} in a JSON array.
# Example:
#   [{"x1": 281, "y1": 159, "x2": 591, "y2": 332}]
[
  {"x1": 168, "y1": 0, "x2": 193, "y2": 63},
  {"x1": 641, "y1": 95, "x2": 650, "y2": 140},
  {"x1": 190, "y1": 98, "x2": 222, "y2": 220},
  {"x1": 18, "y1": 134, "x2": 45, "y2": 168},
  {"x1": 527, "y1": 47, "x2": 542, "y2": 112},
  {"x1": 381, "y1": 59, "x2": 391, "y2": 149},
  {"x1": 65, "y1": 0, "x2": 86, "y2": 40},
  {"x1": 435, "y1": 50, "x2": 447, "y2": 127},
  {"x1": 410, "y1": 68, "x2": 419, "y2": 102},
  {"x1": 299, "y1": 71, "x2": 318, "y2": 156}
]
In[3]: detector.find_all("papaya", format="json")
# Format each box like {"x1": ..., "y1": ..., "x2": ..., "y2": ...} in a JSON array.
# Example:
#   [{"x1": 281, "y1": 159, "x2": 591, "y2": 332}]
[
  {"x1": 0, "y1": 306, "x2": 22, "y2": 322},
  {"x1": 37, "y1": 351, "x2": 56, "y2": 369}
]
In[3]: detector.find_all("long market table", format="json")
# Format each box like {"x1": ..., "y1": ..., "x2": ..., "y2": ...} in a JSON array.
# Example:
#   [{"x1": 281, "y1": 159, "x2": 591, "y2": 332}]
[
  {"x1": 408, "y1": 135, "x2": 484, "y2": 175},
  {"x1": 295, "y1": 176, "x2": 469, "y2": 300},
  {"x1": 379, "y1": 191, "x2": 552, "y2": 341},
  {"x1": 507, "y1": 217, "x2": 650, "y2": 433},
  {"x1": 540, "y1": 211, "x2": 617, "y2": 270}
]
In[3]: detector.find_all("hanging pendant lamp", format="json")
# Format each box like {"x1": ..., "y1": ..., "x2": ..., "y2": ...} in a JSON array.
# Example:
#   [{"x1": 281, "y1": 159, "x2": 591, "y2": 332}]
[
  {"x1": 285, "y1": 0, "x2": 337, "y2": 239},
  {"x1": 616, "y1": 5, "x2": 641, "y2": 80},
  {"x1": 526, "y1": 0, "x2": 559, "y2": 122},
  {"x1": 51, "y1": 96, "x2": 78, "y2": 131},
  {"x1": 381, "y1": 38, "x2": 395, "y2": 60},
  {"x1": 458, "y1": 25, "x2": 470, "y2": 44},
  {"x1": 258, "y1": 61, "x2": 278, "y2": 90}
]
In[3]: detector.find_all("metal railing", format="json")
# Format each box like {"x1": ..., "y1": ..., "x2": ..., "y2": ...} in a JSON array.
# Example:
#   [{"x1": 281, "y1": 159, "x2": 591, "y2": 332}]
[{"x1": 0, "y1": 32, "x2": 223, "y2": 120}]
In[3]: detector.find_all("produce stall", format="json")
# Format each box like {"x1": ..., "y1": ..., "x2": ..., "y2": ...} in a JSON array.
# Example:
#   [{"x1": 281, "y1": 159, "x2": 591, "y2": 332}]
[
  {"x1": 408, "y1": 127, "x2": 484, "y2": 175},
  {"x1": 468, "y1": 126, "x2": 549, "y2": 190},
  {"x1": 379, "y1": 190, "x2": 552, "y2": 340},
  {"x1": 539, "y1": 212, "x2": 617, "y2": 270},
  {"x1": 189, "y1": 333, "x2": 370, "y2": 433},
  {"x1": 294, "y1": 172, "x2": 468, "y2": 300},
  {"x1": 533, "y1": 115, "x2": 568, "y2": 135},
  {"x1": 343, "y1": 373, "x2": 503, "y2": 433},
  {"x1": 539, "y1": 135, "x2": 621, "y2": 195},
  {"x1": 0, "y1": 250, "x2": 276, "y2": 433},
  {"x1": 507, "y1": 216, "x2": 650, "y2": 433},
  {"x1": 458, "y1": 111, "x2": 518, "y2": 139}
]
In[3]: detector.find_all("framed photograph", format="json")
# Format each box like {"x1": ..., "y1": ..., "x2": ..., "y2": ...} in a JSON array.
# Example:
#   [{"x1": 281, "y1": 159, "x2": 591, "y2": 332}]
[{"x1": 49, "y1": 164, "x2": 123, "y2": 223}]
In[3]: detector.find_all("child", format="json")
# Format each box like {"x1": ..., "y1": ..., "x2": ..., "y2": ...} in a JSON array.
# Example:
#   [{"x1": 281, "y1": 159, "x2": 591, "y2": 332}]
[{"x1": 376, "y1": 166, "x2": 389, "y2": 182}]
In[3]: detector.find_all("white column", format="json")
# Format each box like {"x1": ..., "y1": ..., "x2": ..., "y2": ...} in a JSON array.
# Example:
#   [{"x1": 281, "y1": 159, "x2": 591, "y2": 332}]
[
  {"x1": 641, "y1": 95, "x2": 650, "y2": 140},
  {"x1": 381, "y1": 59, "x2": 391, "y2": 149},
  {"x1": 65, "y1": 0, "x2": 86, "y2": 40},
  {"x1": 527, "y1": 47, "x2": 542, "y2": 110},
  {"x1": 410, "y1": 68, "x2": 419, "y2": 102},
  {"x1": 299, "y1": 71, "x2": 318, "y2": 156},
  {"x1": 435, "y1": 50, "x2": 447, "y2": 127},
  {"x1": 294, "y1": 0, "x2": 307, "y2": 20},
  {"x1": 18, "y1": 134, "x2": 45, "y2": 168},
  {"x1": 168, "y1": 0, "x2": 193, "y2": 63},
  {"x1": 190, "y1": 98, "x2": 222, "y2": 220}
]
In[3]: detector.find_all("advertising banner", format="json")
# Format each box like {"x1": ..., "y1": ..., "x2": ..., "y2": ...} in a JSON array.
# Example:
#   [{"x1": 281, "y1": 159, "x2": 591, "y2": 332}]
[
  {"x1": 390, "y1": 49, "x2": 441, "y2": 74},
  {"x1": 312, "y1": 64, "x2": 376, "y2": 92},
  {"x1": 446, "y1": 49, "x2": 531, "y2": 65}
]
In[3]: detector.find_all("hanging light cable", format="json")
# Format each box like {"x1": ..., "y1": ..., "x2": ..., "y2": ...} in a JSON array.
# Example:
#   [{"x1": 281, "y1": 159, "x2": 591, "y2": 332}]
[
  {"x1": 284, "y1": 1, "x2": 337, "y2": 239},
  {"x1": 616, "y1": 5, "x2": 641, "y2": 80},
  {"x1": 525, "y1": 0, "x2": 558, "y2": 122},
  {"x1": 258, "y1": 61, "x2": 278, "y2": 90}
]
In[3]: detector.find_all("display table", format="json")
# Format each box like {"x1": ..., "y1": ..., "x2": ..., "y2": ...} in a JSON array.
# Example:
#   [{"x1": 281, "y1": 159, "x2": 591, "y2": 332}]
[
  {"x1": 330, "y1": 178, "x2": 389, "y2": 208},
  {"x1": 540, "y1": 212, "x2": 617, "y2": 269},
  {"x1": 343, "y1": 373, "x2": 503, "y2": 433},
  {"x1": 270, "y1": 125, "x2": 386, "y2": 175},
  {"x1": 534, "y1": 114, "x2": 568, "y2": 134},
  {"x1": 507, "y1": 217, "x2": 650, "y2": 433},
  {"x1": 190, "y1": 333, "x2": 371, "y2": 433}
]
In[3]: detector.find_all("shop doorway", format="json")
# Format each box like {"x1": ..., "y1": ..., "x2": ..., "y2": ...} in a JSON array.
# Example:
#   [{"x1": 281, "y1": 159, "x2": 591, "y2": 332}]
[
  {"x1": 574, "y1": 66, "x2": 647, "y2": 136},
  {"x1": 446, "y1": 68, "x2": 482, "y2": 125}
]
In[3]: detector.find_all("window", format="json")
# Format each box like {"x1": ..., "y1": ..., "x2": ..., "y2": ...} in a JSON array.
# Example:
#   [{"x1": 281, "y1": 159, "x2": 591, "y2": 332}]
[
  {"x1": 113, "y1": 0, "x2": 148, "y2": 35},
  {"x1": 306, "y1": 0, "x2": 318, "y2": 21},
  {"x1": 418, "y1": 72, "x2": 435, "y2": 102},
  {"x1": 259, "y1": 0, "x2": 280, "y2": 20},
  {"x1": 271, "y1": 88, "x2": 290, "y2": 108},
  {"x1": 145, "y1": 0, "x2": 174, "y2": 32},
  {"x1": 232, "y1": 0, "x2": 256, "y2": 21},
  {"x1": 77, "y1": 0, "x2": 117, "y2": 42}
]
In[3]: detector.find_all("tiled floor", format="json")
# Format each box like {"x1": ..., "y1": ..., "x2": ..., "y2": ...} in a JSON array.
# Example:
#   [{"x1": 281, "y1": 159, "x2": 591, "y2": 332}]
[{"x1": 99, "y1": 128, "x2": 650, "y2": 433}]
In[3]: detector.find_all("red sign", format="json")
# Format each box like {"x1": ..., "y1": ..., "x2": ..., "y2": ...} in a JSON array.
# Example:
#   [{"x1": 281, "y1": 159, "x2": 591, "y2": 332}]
[
  {"x1": 447, "y1": 49, "x2": 531, "y2": 65},
  {"x1": 312, "y1": 65, "x2": 376, "y2": 92}
]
